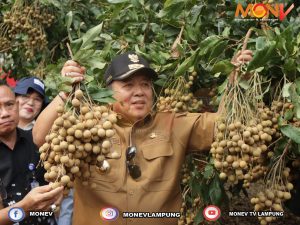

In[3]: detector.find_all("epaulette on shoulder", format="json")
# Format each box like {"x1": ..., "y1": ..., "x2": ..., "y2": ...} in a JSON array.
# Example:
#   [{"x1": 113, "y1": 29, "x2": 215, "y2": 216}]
[{"x1": 175, "y1": 112, "x2": 188, "y2": 117}]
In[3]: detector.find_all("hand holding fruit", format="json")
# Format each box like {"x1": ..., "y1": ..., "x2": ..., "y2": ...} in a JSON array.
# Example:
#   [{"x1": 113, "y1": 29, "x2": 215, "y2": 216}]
[
  {"x1": 231, "y1": 50, "x2": 253, "y2": 67},
  {"x1": 229, "y1": 50, "x2": 253, "y2": 84},
  {"x1": 61, "y1": 60, "x2": 86, "y2": 83},
  {"x1": 19, "y1": 185, "x2": 63, "y2": 212}
]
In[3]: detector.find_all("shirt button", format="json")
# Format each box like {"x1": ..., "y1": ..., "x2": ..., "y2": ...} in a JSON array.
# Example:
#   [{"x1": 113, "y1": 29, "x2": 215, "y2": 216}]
[{"x1": 129, "y1": 190, "x2": 134, "y2": 196}]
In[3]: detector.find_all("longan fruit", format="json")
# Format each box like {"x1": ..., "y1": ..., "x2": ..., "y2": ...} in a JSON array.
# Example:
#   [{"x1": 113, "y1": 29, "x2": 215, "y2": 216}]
[
  {"x1": 60, "y1": 175, "x2": 70, "y2": 185},
  {"x1": 219, "y1": 172, "x2": 227, "y2": 180},
  {"x1": 97, "y1": 128, "x2": 106, "y2": 137},
  {"x1": 102, "y1": 140, "x2": 111, "y2": 149},
  {"x1": 75, "y1": 130, "x2": 83, "y2": 139},
  {"x1": 103, "y1": 121, "x2": 112, "y2": 129},
  {"x1": 72, "y1": 98, "x2": 80, "y2": 107},
  {"x1": 105, "y1": 129, "x2": 114, "y2": 138},
  {"x1": 108, "y1": 114, "x2": 117, "y2": 123},
  {"x1": 75, "y1": 89, "x2": 83, "y2": 99}
]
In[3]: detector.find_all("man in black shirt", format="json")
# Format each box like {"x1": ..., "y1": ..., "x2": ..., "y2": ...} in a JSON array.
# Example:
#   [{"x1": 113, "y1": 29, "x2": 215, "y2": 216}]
[{"x1": 0, "y1": 81, "x2": 63, "y2": 225}]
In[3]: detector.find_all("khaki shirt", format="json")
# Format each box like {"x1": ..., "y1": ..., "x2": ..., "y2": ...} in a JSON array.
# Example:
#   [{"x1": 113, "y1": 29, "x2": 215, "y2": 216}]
[{"x1": 73, "y1": 112, "x2": 217, "y2": 225}]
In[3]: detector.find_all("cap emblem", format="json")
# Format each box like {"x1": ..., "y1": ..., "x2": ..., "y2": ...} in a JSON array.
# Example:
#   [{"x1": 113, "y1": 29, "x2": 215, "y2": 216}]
[
  {"x1": 34, "y1": 78, "x2": 45, "y2": 90},
  {"x1": 128, "y1": 54, "x2": 139, "y2": 63},
  {"x1": 128, "y1": 64, "x2": 144, "y2": 70}
]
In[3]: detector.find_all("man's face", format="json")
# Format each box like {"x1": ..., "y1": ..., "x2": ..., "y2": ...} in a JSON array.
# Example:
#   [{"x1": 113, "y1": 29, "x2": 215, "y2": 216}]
[
  {"x1": 16, "y1": 90, "x2": 43, "y2": 122},
  {"x1": 111, "y1": 73, "x2": 153, "y2": 123},
  {"x1": 0, "y1": 86, "x2": 19, "y2": 136}
]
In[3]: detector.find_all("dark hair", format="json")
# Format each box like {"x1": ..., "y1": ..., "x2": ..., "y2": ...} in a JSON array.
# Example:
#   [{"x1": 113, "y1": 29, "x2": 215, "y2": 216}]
[{"x1": 0, "y1": 80, "x2": 15, "y2": 96}]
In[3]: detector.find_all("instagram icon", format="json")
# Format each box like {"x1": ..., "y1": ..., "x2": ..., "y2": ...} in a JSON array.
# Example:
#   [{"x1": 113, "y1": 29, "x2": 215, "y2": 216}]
[{"x1": 100, "y1": 207, "x2": 119, "y2": 221}]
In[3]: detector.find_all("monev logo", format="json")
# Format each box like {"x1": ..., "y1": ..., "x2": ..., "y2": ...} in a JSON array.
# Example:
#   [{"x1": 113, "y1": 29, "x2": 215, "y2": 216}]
[{"x1": 235, "y1": 3, "x2": 294, "y2": 21}]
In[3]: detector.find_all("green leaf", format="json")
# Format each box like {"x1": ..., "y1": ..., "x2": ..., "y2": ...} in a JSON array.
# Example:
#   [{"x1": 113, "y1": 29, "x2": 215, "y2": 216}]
[
  {"x1": 282, "y1": 83, "x2": 292, "y2": 98},
  {"x1": 290, "y1": 142, "x2": 300, "y2": 155},
  {"x1": 211, "y1": 60, "x2": 234, "y2": 75},
  {"x1": 66, "y1": 11, "x2": 73, "y2": 31},
  {"x1": 70, "y1": 38, "x2": 83, "y2": 55},
  {"x1": 94, "y1": 96, "x2": 116, "y2": 104},
  {"x1": 89, "y1": 57, "x2": 106, "y2": 71},
  {"x1": 239, "y1": 80, "x2": 250, "y2": 90},
  {"x1": 295, "y1": 78, "x2": 300, "y2": 95},
  {"x1": 274, "y1": 136, "x2": 289, "y2": 156},
  {"x1": 73, "y1": 49, "x2": 95, "y2": 63},
  {"x1": 199, "y1": 181, "x2": 210, "y2": 204},
  {"x1": 214, "y1": 72, "x2": 221, "y2": 78},
  {"x1": 274, "y1": 27, "x2": 280, "y2": 35},
  {"x1": 247, "y1": 41, "x2": 276, "y2": 71},
  {"x1": 194, "y1": 210, "x2": 204, "y2": 225},
  {"x1": 218, "y1": 79, "x2": 228, "y2": 94},
  {"x1": 185, "y1": 25, "x2": 198, "y2": 42},
  {"x1": 289, "y1": 84, "x2": 300, "y2": 119},
  {"x1": 90, "y1": 89, "x2": 114, "y2": 99},
  {"x1": 203, "y1": 164, "x2": 214, "y2": 179},
  {"x1": 190, "y1": 5, "x2": 204, "y2": 26},
  {"x1": 284, "y1": 109, "x2": 294, "y2": 121},
  {"x1": 283, "y1": 58, "x2": 296, "y2": 73},
  {"x1": 81, "y1": 23, "x2": 103, "y2": 50},
  {"x1": 281, "y1": 125, "x2": 300, "y2": 144},
  {"x1": 280, "y1": 26, "x2": 294, "y2": 56},
  {"x1": 158, "y1": 0, "x2": 184, "y2": 19},
  {"x1": 255, "y1": 67, "x2": 264, "y2": 73},
  {"x1": 58, "y1": 84, "x2": 72, "y2": 93},
  {"x1": 208, "y1": 40, "x2": 228, "y2": 62},
  {"x1": 278, "y1": 116, "x2": 284, "y2": 127},
  {"x1": 39, "y1": 0, "x2": 61, "y2": 8},
  {"x1": 209, "y1": 175, "x2": 223, "y2": 205},
  {"x1": 164, "y1": 0, "x2": 184, "y2": 8},
  {"x1": 256, "y1": 36, "x2": 267, "y2": 50},
  {"x1": 107, "y1": 0, "x2": 129, "y2": 3},
  {"x1": 100, "y1": 33, "x2": 112, "y2": 41},
  {"x1": 174, "y1": 49, "x2": 199, "y2": 77},
  {"x1": 222, "y1": 27, "x2": 230, "y2": 37},
  {"x1": 199, "y1": 36, "x2": 221, "y2": 56}
]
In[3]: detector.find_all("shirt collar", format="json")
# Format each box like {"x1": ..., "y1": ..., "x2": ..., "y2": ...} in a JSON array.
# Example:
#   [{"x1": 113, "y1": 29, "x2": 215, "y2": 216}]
[
  {"x1": 18, "y1": 120, "x2": 35, "y2": 131},
  {"x1": 0, "y1": 128, "x2": 26, "y2": 148},
  {"x1": 117, "y1": 111, "x2": 156, "y2": 128}
]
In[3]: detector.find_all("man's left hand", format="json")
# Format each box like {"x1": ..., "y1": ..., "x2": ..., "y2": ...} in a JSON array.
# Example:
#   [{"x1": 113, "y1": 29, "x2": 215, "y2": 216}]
[{"x1": 231, "y1": 50, "x2": 253, "y2": 67}]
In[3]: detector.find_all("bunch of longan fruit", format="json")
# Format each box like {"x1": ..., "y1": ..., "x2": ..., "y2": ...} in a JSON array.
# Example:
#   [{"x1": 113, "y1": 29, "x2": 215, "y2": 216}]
[
  {"x1": 0, "y1": 4, "x2": 55, "y2": 59},
  {"x1": 39, "y1": 89, "x2": 118, "y2": 195},
  {"x1": 211, "y1": 104, "x2": 279, "y2": 188},
  {"x1": 251, "y1": 167, "x2": 293, "y2": 225},
  {"x1": 156, "y1": 71, "x2": 203, "y2": 113}
]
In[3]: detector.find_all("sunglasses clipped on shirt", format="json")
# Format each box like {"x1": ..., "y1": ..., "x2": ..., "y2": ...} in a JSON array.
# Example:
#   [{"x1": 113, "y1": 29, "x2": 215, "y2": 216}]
[{"x1": 126, "y1": 146, "x2": 141, "y2": 179}]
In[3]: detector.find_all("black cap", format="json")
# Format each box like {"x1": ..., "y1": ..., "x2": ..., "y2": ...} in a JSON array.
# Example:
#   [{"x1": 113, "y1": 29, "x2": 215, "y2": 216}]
[{"x1": 104, "y1": 52, "x2": 158, "y2": 85}]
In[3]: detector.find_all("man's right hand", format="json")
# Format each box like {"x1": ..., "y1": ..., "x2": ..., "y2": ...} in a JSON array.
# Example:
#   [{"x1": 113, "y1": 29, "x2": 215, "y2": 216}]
[{"x1": 61, "y1": 60, "x2": 86, "y2": 83}]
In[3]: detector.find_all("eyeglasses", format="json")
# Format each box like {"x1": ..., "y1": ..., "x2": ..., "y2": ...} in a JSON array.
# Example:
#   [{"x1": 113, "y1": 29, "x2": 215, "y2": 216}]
[
  {"x1": 19, "y1": 95, "x2": 43, "y2": 105},
  {"x1": 126, "y1": 146, "x2": 141, "y2": 179}
]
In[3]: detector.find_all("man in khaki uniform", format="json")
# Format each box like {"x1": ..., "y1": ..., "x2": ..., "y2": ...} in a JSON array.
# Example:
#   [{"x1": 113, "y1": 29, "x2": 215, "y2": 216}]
[{"x1": 33, "y1": 51, "x2": 252, "y2": 225}]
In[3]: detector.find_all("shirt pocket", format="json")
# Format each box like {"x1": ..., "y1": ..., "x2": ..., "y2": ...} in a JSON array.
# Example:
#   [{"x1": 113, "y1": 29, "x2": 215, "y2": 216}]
[
  {"x1": 140, "y1": 141, "x2": 174, "y2": 182},
  {"x1": 89, "y1": 140, "x2": 123, "y2": 192}
]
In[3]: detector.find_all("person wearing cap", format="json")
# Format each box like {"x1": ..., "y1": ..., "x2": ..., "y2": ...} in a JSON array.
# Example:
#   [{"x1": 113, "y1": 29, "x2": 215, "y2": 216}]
[
  {"x1": 14, "y1": 77, "x2": 48, "y2": 131},
  {"x1": 33, "y1": 50, "x2": 253, "y2": 225},
  {"x1": 0, "y1": 80, "x2": 63, "y2": 225}
]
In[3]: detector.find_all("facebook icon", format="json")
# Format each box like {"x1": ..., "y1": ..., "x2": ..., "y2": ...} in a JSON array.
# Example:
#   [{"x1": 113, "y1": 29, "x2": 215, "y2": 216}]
[{"x1": 8, "y1": 207, "x2": 25, "y2": 222}]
